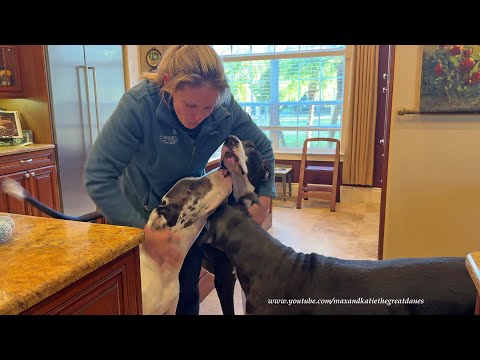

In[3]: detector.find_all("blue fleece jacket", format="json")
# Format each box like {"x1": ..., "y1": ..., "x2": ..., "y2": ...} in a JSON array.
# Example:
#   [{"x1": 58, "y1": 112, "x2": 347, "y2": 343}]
[{"x1": 84, "y1": 79, "x2": 276, "y2": 229}]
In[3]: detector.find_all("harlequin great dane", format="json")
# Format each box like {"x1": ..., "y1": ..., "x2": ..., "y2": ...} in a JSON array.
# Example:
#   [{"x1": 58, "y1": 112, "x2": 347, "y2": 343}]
[
  {"x1": 3, "y1": 167, "x2": 232, "y2": 315},
  {"x1": 202, "y1": 137, "x2": 477, "y2": 315}
]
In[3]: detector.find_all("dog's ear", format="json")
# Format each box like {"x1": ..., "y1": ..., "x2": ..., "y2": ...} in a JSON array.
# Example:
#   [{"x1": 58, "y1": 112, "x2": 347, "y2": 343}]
[{"x1": 262, "y1": 159, "x2": 272, "y2": 181}]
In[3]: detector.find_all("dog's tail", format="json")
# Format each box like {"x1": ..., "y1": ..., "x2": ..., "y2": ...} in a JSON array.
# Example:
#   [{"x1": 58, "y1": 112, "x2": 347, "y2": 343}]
[{"x1": 2, "y1": 178, "x2": 104, "y2": 222}]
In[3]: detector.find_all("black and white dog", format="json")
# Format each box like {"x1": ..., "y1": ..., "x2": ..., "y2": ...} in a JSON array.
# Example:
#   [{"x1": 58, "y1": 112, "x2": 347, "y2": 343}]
[
  {"x1": 203, "y1": 136, "x2": 477, "y2": 315},
  {"x1": 3, "y1": 167, "x2": 233, "y2": 315}
]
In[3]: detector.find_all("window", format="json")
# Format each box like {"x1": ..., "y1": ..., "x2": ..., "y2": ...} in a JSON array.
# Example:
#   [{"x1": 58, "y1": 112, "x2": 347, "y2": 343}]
[{"x1": 212, "y1": 45, "x2": 352, "y2": 154}]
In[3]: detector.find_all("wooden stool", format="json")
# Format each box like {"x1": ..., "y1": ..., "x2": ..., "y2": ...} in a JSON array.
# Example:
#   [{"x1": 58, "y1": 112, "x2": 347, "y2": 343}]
[
  {"x1": 274, "y1": 164, "x2": 292, "y2": 201},
  {"x1": 296, "y1": 138, "x2": 340, "y2": 212}
]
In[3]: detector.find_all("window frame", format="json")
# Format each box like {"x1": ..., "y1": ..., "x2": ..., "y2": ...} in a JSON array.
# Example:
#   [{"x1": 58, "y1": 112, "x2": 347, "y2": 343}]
[{"x1": 217, "y1": 45, "x2": 354, "y2": 156}]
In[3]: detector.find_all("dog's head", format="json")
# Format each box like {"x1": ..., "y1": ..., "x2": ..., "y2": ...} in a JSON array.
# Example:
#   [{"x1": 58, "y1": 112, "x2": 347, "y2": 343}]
[
  {"x1": 221, "y1": 135, "x2": 271, "y2": 190},
  {"x1": 221, "y1": 135, "x2": 248, "y2": 177},
  {"x1": 146, "y1": 167, "x2": 232, "y2": 231}
]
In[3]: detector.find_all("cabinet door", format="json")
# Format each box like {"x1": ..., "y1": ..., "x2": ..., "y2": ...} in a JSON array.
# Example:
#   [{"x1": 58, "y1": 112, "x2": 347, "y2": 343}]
[
  {"x1": 0, "y1": 171, "x2": 29, "y2": 215},
  {"x1": 0, "y1": 45, "x2": 23, "y2": 96},
  {"x1": 84, "y1": 45, "x2": 125, "y2": 137},
  {"x1": 27, "y1": 165, "x2": 60, "y2": 217},
  {"x1": 46, "y1": 45, "x2": 98, "y2": 216}
]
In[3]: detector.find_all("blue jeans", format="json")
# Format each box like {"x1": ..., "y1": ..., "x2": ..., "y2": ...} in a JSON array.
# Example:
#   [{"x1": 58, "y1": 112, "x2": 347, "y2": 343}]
[{"x1": 175, "y1": 237, "x2": 203, "y2": 315}]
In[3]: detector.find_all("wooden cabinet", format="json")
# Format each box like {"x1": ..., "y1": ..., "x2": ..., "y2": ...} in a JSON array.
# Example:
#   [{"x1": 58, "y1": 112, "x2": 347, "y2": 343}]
[
  {"x1": 0, "y1": 45, "x2": 23, "y2": 97},
  {"x1": 0, "y1": 148, "x2": 60, "y2": 216},
  {"x1": 22, "y1": 246, "x2": 142, "y2": 315}
]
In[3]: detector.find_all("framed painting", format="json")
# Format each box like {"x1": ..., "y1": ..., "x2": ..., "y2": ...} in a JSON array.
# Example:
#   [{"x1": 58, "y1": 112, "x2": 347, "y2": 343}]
[
  {"x1": 420, "y1": 45, "x2": 480, "y2": 113},
  {"x1": 0, "y1": 110, "x2": 22, "y2": 138}
]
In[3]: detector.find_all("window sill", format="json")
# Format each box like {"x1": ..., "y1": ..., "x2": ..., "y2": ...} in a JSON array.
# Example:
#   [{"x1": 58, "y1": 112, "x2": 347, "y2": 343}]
[
  {"x1": 275, "y1": 151, "x2": 344, "y2": 162},
  {"x1": 208, "y1": 151, "x2": 344, "y2": 166}
]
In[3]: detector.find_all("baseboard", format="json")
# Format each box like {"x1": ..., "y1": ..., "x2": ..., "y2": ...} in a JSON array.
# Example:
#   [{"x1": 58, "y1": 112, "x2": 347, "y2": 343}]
[
  {"x1": 275, "y1": 183, "x2": 381, "y2": 204},
  {"x1": 339, "y1": 185, "x2": 381, "y2": 204}
]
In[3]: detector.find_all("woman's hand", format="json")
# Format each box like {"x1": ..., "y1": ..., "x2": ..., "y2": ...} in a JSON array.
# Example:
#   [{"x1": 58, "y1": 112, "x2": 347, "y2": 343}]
[
  {"x1": 248, "y1": 195, "x2": 271, "y2": 225},
  {"x1": 142, "y1": 225, "x2": 183, "y2": 268}
]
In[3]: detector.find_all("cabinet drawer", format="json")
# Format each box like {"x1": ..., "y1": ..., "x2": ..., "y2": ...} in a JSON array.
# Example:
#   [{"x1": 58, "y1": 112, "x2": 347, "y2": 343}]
[{"x1": 0, "y1": 149, "x2": 55, "y2": 176}]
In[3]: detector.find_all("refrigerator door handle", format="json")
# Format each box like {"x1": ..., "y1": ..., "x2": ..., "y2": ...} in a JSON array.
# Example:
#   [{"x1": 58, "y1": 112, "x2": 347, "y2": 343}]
[
  {"x1": 88, "y1": 66, "x2": 101, "y2": 137},
  {"x1": 79, "y1": 65, "x2": 95, "y2": 147}
]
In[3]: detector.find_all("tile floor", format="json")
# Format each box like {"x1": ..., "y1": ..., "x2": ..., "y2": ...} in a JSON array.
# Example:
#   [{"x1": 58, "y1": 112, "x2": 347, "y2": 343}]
[{"x1": 199, "y1": 198, "x2": 380, "y2": 315}]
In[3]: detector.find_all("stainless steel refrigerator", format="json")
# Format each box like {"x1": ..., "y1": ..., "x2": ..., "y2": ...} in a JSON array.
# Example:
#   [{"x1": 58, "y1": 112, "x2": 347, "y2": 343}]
[{"x1": 46, "y1": 45, "x2": 125, "y2": 216}]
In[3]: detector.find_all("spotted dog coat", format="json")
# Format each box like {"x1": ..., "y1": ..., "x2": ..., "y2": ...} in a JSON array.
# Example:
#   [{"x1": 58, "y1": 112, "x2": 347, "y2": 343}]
[
  {"x1": 202, "y1": 135, "x2": 271, "y2": 315},
  {"x1": 202, "y1": 140, "x2": 477, "y2": 315},
  {"x1": 142, "y1": 168, "x2": 232, "y2": 314}
]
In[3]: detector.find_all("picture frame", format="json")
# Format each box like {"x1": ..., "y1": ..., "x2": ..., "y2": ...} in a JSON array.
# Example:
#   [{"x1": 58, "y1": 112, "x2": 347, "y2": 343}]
[
  {"x1": 146, "y1": 48, "x2": 162, "y2": 70},
  {"x1": 0, "y1": 110, "x2": 22, "y2": 139},
  {"x1": 420, "y1": 45, "x2": 480, "y2": 113}
]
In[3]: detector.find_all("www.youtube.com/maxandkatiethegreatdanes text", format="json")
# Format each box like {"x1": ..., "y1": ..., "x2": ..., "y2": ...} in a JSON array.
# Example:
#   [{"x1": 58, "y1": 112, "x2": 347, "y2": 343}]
[{"x1": 268, "y1": 298, "x2": 425, "y2": 306}]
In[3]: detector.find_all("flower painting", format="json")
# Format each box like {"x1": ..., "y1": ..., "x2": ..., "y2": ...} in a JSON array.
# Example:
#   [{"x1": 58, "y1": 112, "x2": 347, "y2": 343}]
[{"x1": 420, "y1": 45, "x2": 480, "y2": 113}]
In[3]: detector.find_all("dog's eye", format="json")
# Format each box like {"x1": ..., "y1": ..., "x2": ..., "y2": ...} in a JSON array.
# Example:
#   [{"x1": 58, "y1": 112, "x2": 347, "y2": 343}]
[{"x1": 187, "y1": 185, "x2": 194, "y2": 193}]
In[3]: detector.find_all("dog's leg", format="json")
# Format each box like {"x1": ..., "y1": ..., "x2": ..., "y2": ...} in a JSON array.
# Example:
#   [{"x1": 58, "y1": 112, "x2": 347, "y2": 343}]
[{"x1": 205, "y1": 244, "x2": 237, "y2": 315}]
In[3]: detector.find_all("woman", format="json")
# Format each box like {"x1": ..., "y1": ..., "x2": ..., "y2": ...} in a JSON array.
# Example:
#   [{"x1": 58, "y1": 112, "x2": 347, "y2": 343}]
[{"x1": 84, "y1": 45, "x2": 276, "y2": 315}]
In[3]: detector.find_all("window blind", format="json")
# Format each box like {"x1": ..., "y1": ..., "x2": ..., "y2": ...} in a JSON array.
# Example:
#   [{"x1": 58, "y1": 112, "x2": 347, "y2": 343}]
[{"x1": 212, "y1": 45, "x2": 347, "y2": 152}]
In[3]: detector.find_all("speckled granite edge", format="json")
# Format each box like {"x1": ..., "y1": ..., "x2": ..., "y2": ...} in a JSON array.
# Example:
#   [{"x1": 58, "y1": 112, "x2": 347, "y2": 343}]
[
  {"x1": 0, "y1": 214, "x2": 144, "y2": 315},
  {"x1": 466, "y1": 252, "x2": 480, "y2": 295},
  {"x1": 0, "y1": 143, "x2": 55, "y2": 156}
]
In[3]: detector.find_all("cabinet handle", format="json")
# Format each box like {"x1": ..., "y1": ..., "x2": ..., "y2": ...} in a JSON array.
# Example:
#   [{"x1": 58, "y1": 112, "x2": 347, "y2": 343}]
[
  {"x1": 20, "y1": 159, "x2": 33, "y2": 163},
  {"x1": 30, "y1": 172, "x2": 35, "y2": 177},
  {"x1": 88, "y1": 66, "x2": 101, "y2": 136},
  {"x1": 79, "y1": 64, "x2": 95, "y2": 147},
  {"x1": 24, "y1": 173, "x2": 30, "y2": 178}
]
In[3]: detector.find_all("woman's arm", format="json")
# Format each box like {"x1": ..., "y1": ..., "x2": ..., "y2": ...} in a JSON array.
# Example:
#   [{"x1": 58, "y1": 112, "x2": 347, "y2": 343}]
[
  {"x1": 84, "y1": 93, "x2": 146, "y2": 228},
  {"x1": 228, "y1": 96, "x2": 276, "y2": 199},
  {"x1": 228, "y1": 96, "x2": 276, "y2": 225}
]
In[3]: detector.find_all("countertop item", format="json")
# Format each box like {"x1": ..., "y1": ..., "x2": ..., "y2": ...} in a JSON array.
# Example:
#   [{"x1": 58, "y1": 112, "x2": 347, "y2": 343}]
[
  {"x1": 0, "y1": 212, "x2": 144, "y2": 315},
  {"x1": 0, "y1": 143, "x2": 55, "y2": 156},
  {"x1": 466, "y1": 251, "x2": 480, "y2": 294}
]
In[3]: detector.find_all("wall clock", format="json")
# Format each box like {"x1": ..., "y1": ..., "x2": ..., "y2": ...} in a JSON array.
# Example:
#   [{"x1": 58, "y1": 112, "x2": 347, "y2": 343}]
[{"x1": 146, "y1": 48, "x2": 162, "y2": 69}]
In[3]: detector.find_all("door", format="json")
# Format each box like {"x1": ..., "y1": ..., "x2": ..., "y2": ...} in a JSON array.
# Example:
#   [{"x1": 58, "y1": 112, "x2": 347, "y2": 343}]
[
  {"x1": 46, "y1": 45, "x2": 125, "y2": 216},
  {"x1": 0, "y1": 171, "x2": 29, "y2": 214},
  {"x1": 84, "y1": 46, "x2": 125, "y2": 136},
  {"x1": 28, "y1": 165, "x2": 60, "y2": 218}
]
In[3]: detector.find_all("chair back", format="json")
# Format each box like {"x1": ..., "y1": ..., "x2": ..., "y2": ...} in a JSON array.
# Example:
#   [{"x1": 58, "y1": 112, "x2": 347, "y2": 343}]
[{"x1": 297, "y1": 137, "x2": 340, "y2": 212}]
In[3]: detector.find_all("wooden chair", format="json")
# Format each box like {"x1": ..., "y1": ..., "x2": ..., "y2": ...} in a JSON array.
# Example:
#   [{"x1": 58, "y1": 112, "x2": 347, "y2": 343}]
[{"x1": 296, "y1": 137, "x2": 340, "y2": 212}]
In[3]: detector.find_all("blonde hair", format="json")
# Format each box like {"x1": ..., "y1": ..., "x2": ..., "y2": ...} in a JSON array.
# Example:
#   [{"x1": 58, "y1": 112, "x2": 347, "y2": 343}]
[{"x1": 143, "y1": 45, "x2": 231, "y2": 108}]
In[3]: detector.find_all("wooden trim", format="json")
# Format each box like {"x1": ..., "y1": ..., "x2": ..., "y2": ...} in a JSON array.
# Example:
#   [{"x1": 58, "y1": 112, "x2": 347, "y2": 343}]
[{"x1": 377, "y1": 46, "x2": 396, "y2": 260}]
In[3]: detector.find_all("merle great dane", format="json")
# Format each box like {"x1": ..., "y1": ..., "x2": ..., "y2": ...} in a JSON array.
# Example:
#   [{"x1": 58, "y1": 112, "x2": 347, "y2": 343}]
[
  {"x1": 202, "y1": 136, "x2": 477, "y2": 315},
  {"x1": 202, "y1": 135, "x2": 271, "y2": 315}
]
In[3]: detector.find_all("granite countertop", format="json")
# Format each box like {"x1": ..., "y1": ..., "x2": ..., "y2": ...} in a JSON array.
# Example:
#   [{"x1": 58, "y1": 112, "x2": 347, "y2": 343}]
[
  {"x1": 466, "y1": 251, "x2": 480, "y2": 295},
  {"x1": 0, "y1": 143, "x2": 55, "y2": 156},
  {"x1": 0, "y1": 213, "x2": 144, "y2": 315}
]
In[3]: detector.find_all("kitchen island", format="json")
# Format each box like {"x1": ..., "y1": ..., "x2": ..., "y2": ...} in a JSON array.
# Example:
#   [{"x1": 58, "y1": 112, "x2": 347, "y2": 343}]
[{"x1": 0, "y1": 213, "x2": 144, "y2": 315}]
